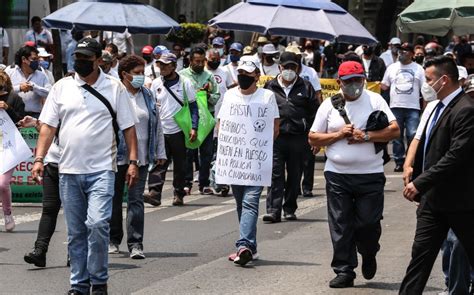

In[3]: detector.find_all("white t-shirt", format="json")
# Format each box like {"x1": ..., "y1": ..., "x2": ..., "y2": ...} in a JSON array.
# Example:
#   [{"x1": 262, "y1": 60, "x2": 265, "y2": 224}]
[
  {"x1": 382, "y1": 61, "x2": 425, "y2": 110},
  {"x1": 25, "y1": 29, "x2": 53, "y2": 46},
  {"x1": 0, "y1": 27, "x2": 9, "y2": 61},
  {"x1": 39, "y1": 71, "x2": 136, "y2": 174},
  {"x1": 311, "y1": 90, "x2": 396, "y2": 174},
  {"x1": 218, "y1": 87, "x2": 280, "y2": 120},
  {"x1": 260, "y1": 63, "x2": 280, "y2": 77},
  {"x1": 151, "y1": 76, "x2": 196, "y2": 134},
  {"x1": 104, "y1": 30, "x2": 133, "y2": 55},
  {"x1": 380, "y1": 50, "x2": 396, "y2": 67},
  {"x1": 223, "y1": 63, "x2": 239, "y2": 83},
  {"x1": 300, "y1": 64, "x2": 322, "y2": 91},
  {"x1": 145, "y1": 62, "x2": 160, "y2": 80},
  {"x1": 209, "y1": 67, "x2": 233, "y2": 117},
  {"x1": 362, "y1": 57, "x2": 372, "y2": 76}
]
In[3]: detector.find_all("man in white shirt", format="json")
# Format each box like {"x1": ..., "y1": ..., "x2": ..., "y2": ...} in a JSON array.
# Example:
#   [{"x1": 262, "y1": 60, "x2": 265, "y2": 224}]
[
  {"x1": 37, "y1": 48, "x2": 55, "y2": 85},
  {"x1": 145, "y1": 53, "x2": 199, "y2": 207},
  {"x1": 260, "y1": 44, "x2": 280, "y2": 77},
  {"x1": 24, "y1": 16, "x2": 53, "y2": 49},
  {"x1": 222, "y1": 42, "x2": 243, "y2": 87},
  {"x1": 309, "y1": 61, "x2": 399, "y2": 288},
  {"x1": 0, "y1": 27, "x2": 9, "y2": 65},
  {"x1": 104, "y1": 30, "x2": 134, "y2": 56},
  {"x1": 380, "y1": 37, "x2": 401, "y2": 67},
  {"x1": 144, "y1": 45, "x2": 168, "y2": 81},
  {"x1": 381, "y1": 42, "x2": 425, "y2": 172},
  {"x1": 31, "y1": 38, "x2": 139, "y2": 295},
  {"x1": 5, "y1": 46, "x2": 51, "y2": 118},
  {"x1": 206, "y1": 49, "x2": 233, "y2": 116}
]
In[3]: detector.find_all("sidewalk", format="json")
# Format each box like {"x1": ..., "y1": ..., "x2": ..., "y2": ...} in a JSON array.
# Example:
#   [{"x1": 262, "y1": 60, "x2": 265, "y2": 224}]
[{"x1": 135, "y1": 179, "x2": 445, "y2": 295}]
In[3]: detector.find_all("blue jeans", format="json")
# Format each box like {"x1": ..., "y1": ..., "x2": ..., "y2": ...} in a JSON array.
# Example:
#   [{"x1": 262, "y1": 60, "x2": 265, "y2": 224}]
[
  {"x1": 231, "y1": 185, "x2": 263, "y2": 254},
  {"x1": 441, "y1": 229, "x2": 474, "y2": 294},
  {"x1": 59, "y1": 171, "x2": 115, "y2": 293},
  {"x1": 391, "y1": 108, "x2": 420, "y2": 165}
]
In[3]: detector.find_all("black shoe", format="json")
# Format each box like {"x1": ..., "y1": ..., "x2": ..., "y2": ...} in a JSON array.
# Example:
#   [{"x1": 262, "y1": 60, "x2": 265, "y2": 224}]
[
  {"x1": 262, "y1": 214, "x2": 281, "y2": 223},
  {"x1": 283, "y1": 213, "x2": 297, "y2": 221},
  {"x1": 24, "y1": 248, "x2": 46, "y2": 267},
  {"x1": 172, "y1": 195, "x2": 184, "y2": 206},
  {"x1": 143, "y1": 192, "x2": 161, "y2": 207},
  {"x1": 329, "y1": 274, "x2": 354, "y2": 288},
  {"x1": 362, "y1": 255, "x2": 377, "y2": 280},
  {"x1": 67, "y1": 290, "x2": 85, "y2": 295},
  {"x1": 303, "y1": 192, "x2": 314, "y2": 198},
  {"x1": 91, "y1": 284, "x2": 107, "y2": 295},
  {"x1": 394, "y1": 165, "x2": 403, "y2": 172}
]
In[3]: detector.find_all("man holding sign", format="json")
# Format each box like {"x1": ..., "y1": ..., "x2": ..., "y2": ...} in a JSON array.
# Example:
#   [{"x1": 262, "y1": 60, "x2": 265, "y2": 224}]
[{"x1": 216, "y1": 56, "x2": 280, "y2": 266}]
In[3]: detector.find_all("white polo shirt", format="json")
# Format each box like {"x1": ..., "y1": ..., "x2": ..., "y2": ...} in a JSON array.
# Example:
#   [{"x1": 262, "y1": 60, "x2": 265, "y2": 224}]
[
  {"x1": 39, "y1": 70, "x2": 136, "y2": 174},
  {"x1": 151, "y1": 75, "x2": 196, "y2": 135}
]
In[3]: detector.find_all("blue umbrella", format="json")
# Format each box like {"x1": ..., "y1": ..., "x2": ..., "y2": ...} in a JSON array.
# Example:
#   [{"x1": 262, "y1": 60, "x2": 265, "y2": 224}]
[
  {"x1": 42, "y1": 0, "x2": 180, "y2": 34},
  {"x1": 209, "y1": 0, "x2": 377, "y2": 45}
]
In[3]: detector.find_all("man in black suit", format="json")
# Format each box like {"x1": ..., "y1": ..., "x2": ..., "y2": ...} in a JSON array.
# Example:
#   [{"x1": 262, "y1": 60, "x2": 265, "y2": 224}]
[{"x1": 400, "y1": 56, "x2": 474, "y2": 294}]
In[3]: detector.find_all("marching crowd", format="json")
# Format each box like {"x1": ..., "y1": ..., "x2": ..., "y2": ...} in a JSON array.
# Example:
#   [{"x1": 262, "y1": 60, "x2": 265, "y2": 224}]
[{"x1": 0, "y1": 16, "x2": 474, "y2": 295}]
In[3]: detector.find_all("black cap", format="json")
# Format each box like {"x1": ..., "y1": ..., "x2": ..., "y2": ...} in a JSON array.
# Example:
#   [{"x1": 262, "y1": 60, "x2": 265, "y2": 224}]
[
  {"x1": 400, "y1": 42, "x2": 414, "y2": 53},
  {"x1": 279, "y1": 52, "x2": 299, "y2": 66},
  {"x1": 74, "y1": 37, "x2": 102, "y2": 57}
]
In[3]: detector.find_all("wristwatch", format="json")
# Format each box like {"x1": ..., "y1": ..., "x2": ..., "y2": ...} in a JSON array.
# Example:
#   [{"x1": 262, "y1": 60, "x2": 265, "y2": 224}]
[
  {"x1": 129, "y1": 160, "x2": 139, "y2": 167},
  {"x1": 364, "y1": 131, "x2": 370, "y2": 142}
]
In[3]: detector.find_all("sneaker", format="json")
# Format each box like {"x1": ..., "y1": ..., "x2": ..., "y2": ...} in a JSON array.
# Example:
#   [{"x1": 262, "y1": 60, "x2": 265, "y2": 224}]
[
  {"x1": 200, "y1": 186, "x2": 214, "y2": 195},
  {"x1": 130, "y1": 248, "x2": 145, "y2": 259},
  {"x1": 108, "y1": 244, "x2": 119, "y2": 254},
  {"x1": 183, "y1": 187, "x2": 191, "y2": 196},
  {"x1": 283, "y1": 213, "x2": 297, "y2": 221},
  {"x1": 361, "y1": 255, "x2": 377, "y2": 280},
  {"x1": 4, "y1": 214, "x2": 15, "y2": 232},
  {"x1": 228, "y1": 251, "x2": 259, "y2": 262},
  {"x1": 394, "y1": 165, "x2": 403, "y2": 172},
  {"x1": 172, "y1": 195, "x2": 184, "y2": 206},
  {"x1": 329, "y1": 274, "x2": 354, "y2": 288},
  {"x1": 143, "y1": 192, "x2": 161, "y2": 207},
  {"x1": 233, "y1": 247, "x2": 253, "y2": 266},
  {"x1": 91, "y1": 284, "x2": 107, "y2": 295},
  {"x1": 68, "y1": 289, "x2": 86, "y2": 295},
  {"x1": 24, "y1": 248, "x2": 46, "y2": 267}
]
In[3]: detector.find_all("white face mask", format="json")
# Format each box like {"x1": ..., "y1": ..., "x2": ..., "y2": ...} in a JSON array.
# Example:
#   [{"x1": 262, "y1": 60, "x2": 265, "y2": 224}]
[
  {"x1": 281, "y1": 69, "x2": 297, "y2": 82},
  {"x1": 421, "y1": 76, "x2": 445, "y2": 102}
]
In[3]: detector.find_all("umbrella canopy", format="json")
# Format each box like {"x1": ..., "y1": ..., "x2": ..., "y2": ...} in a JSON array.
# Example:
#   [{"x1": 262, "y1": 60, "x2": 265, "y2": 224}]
[
  {"x1": 208, "y1": 0, "x2": 377, "y2": 45},
  {"x1": 42, "y1": 0, "x2": 180, "y2": 34},
  {"x1": 397, "y1": 0, "x2": 474, "y2": 36}
]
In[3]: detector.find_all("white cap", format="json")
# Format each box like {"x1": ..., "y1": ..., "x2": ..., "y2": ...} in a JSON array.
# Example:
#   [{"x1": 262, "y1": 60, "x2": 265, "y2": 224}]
[
  {"x1": 262, "y1": 44, "x2": 279, "y2": 55},
  {"x1": 37, "y1": 47, "x2": 52, "y2": 57},
  {"x1": 389, "y1": 37, "x2": 401, "y2": 45},
  {"x1": 458, "y1": 66, "x2": 468, "y2": 80},
  {"x1": 237, "y1": 55, "x2": 261, "y2": 73}
]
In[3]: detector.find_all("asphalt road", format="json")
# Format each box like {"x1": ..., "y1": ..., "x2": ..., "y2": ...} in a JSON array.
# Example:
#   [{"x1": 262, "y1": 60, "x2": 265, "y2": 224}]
[{"x1": 0, "y1": 161, "x2": 444, "y2": 294}]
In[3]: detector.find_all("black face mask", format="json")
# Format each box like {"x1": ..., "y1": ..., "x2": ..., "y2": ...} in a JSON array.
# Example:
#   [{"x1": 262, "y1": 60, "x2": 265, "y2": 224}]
[
  {"x1": 191, "y1": 65, "x2": 204, "y2": 74},
  {"x1": 142, "y1": 55, "x2": 153, "y2": 64},
  {"x1": 363, "y1": 47, "x2": 373, "y2": 56},
  {"x1": 74, "y1": 59, "x2": 95, "y2": 77},
  {"x1": 264, "y1": 56, "x2": 274, "y2": 64},
  {"x1": 237, "y1": 74, "x2": 255, "y2": 90},
  {"x1": 207, "y1": 61, "x2": 220, "y2": 70},
  {"x1": 414, "y1": 55, "x2": 424, "y2": 65}
]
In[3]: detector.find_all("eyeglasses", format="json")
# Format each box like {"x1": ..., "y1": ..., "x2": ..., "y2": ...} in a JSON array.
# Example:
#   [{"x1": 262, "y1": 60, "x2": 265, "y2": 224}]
[{"x1": 238, "y1": 60, "x2": 257, "y2": 68}]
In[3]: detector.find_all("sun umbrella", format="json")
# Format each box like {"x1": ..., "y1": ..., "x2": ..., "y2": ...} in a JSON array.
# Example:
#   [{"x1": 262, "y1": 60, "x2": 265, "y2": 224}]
[
  {"x1": 397, "y1": 0, "x2": 474, "y2": 36},
  {"x1": 42, "y1": 0, "x2": 180, "y2": 34},
  {"x1": 208, "y1": 0, "x2": 377, "y2": 45}
]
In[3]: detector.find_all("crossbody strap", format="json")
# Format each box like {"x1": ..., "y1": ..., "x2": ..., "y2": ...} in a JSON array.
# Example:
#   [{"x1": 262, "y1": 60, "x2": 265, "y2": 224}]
[
  {"x1": 81, "y1": 84, "x2": 120, "y2": 145},
  {"x1": 163, "y1": 82, "x2": 185, "y2": 107}
]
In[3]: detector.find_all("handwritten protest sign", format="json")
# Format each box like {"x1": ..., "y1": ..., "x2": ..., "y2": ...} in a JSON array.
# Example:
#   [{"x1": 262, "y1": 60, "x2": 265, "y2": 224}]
[
  {"x1": 216, "y1": 102, "x2": 274, "y2": 187},
  {"x1": 0, "y1": 110, "x2": 32, "y2": 174}
]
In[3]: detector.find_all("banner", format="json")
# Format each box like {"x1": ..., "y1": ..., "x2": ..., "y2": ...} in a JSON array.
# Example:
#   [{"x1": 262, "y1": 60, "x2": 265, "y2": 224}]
[
  {"x1": 0, "y1": 110, "x2": 32, "y2": 174},
  {"x1": 320, "y1": 79, "x2": 381, "y2": 100},
  {"x1": 10, "y1": 127, "x2": 42, "y2": 203},
  {"x1": 216, "y1": 102, "x2": 274, "y2": 187}
]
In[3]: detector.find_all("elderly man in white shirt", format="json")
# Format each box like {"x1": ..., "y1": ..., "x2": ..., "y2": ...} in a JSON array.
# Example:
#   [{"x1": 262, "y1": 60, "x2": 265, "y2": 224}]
[{"x1": 5, "y1": 46, "x2": 51, "y2": 118}]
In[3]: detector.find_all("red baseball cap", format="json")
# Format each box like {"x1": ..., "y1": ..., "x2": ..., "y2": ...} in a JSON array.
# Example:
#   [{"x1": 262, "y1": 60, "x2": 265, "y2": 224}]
[
  {"x1": 24, "y1": 41, "x2": 36, "y2": 47},
  {"x1": 338, "y1": 61, "x2": 365, "y2": 80},
  {"x1": 141, "y1": 45, "x2": 153, "y2": 55}
]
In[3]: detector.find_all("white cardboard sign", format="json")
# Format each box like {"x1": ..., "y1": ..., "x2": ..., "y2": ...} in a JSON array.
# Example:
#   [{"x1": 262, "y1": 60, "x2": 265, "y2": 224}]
[{"x1": 216, "y1": 102, "x2": 274, "y2": 187}]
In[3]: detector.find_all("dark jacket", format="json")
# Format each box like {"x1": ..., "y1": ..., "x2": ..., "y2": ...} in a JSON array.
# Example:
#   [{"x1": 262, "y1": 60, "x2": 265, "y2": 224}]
[
  {"x1": 265, "y1": 76, "x2": 319, "y2": 135},
  {"x1": 413, "y1": 91, "x2": 474, "y2": 211},
  {"x1": 1, "y1": 92, "x2": 25, "y2": 123},
  {"x1": 364, "y1": 55, "x2": 386, "y2": 82}
]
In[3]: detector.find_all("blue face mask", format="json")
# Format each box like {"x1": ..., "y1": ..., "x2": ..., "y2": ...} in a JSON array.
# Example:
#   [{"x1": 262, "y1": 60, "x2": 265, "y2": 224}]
[
  {"x1": 230, "y1": 55, "x2": 240, "y2": 63},
  {"x1": 130, "y1": 75, "x2": 145, "y2": 89},
  {"x1": 29, "y1": 60, "x2": 39, "y2": 71},
  {"x1": 39, "y1": 60, "x2": 50, "y2": 69}
]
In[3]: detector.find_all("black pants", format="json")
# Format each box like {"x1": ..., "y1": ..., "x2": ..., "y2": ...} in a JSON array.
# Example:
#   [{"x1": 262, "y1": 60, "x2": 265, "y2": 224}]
[
  {"x1": 184, "y1": 130, "x2": 214, "y2": 189},
  {"x1": 35, "y1": 163, "x2": 61, "y2": 251},
  {"x1": 399, "y1": 203, "x2": 474, "y2": 294},
  {"x1": 325, "y1": 171, "x2": 385, "y2": 278},
  {"x1": 147, "y1": 132, "x2": 187, "y2": 199},
  {"x1": 266, "y1": 134, "x2": 307, "y2": 216},
  {"x1": 301, "y1": 142, "x2": 315, "y2": 195},
  {"x1": 110, "y1": 165, "x2": 128, "y2": 246}
]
